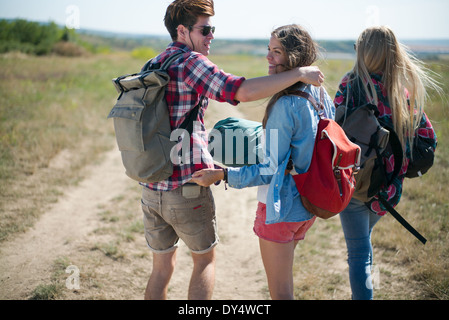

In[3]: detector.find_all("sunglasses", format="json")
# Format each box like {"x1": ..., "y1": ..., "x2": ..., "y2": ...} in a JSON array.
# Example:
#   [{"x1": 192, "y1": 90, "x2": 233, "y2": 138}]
[{"x1": 189, "y1": 25, "x2": 216, "y2": 36}]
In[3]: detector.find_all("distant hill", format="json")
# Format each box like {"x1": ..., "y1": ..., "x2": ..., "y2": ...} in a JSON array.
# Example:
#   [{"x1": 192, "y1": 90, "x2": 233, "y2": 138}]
[
  {"x1": 77, "y1": 28, "x2": 356, "y2": 56},
  {"x1": 2, "y1": 16, "x2": 446, "y2": 59},
  {"x1": 78, "y1": 28, "x2": 449, "y2": 59}
]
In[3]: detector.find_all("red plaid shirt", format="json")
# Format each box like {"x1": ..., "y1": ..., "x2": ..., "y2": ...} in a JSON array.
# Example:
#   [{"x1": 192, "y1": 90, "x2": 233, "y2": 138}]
[{"x1": 142, "y1": 42, "x2": 245, "y2": 191}]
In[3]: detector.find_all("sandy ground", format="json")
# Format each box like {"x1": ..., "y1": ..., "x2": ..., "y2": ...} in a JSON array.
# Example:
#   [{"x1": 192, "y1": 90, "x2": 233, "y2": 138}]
[
  {"x1": 0, "y1": 147, "x2": 269, "y2": 300},
  {"x1": 0, "y1": 101, "x2": 271, "y2": 300}
]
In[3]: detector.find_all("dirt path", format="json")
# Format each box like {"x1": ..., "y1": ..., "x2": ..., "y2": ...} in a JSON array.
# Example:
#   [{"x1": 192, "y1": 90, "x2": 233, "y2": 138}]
[
  {"x1": 0, "y1": 101, "x2": 271, "y2": 300},
  {"x1": 0, "y1": 145, "x2": 270, "y2": 299},
  {"x1": 0, "y1": 145, "x2": 130, "y2": 299},
  {"x1": 0, "y1": 99, "x2": 420, "y2": 300}
]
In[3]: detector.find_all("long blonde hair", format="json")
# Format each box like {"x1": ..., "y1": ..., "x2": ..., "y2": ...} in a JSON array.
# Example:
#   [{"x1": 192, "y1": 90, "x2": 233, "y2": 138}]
[
  {"x1": 262, "y1": 24, "x2": 318, "y2": 128},
  {"x1": 351, "y1": 26, "x2": 440, "y2": 154}
]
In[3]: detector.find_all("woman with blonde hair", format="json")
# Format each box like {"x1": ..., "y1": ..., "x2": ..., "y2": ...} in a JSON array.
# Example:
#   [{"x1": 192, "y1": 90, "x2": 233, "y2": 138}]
[
  {"x1": 334, "y1": 26, "x2": 440, "y2": 300},
  {"x1": 192, "y1": 24, "x2": 335, "y2": 299}
]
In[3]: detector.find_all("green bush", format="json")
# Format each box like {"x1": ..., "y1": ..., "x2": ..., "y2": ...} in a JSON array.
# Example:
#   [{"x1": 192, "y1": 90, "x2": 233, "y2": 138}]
[
  {"x1": 0, "y1": 19, "x2": 65, "y2": 56},
  {"x1": 131, "y1": 46, "x2": 157, "y2": 60}
]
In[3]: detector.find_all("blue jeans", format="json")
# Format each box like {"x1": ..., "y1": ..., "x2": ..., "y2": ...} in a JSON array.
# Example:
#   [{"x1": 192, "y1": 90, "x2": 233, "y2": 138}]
[{"x1": 339, "y1": 198, "x2": 382, "y2": 300}]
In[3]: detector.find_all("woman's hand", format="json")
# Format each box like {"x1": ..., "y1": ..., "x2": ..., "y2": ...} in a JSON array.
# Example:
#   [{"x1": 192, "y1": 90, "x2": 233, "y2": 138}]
[
  {"x1": 298, "y1": 66, "x2": 325, "y2": 87},
  {"x1": 191, "y1": 169, "x2": 224, "y2": 187}
]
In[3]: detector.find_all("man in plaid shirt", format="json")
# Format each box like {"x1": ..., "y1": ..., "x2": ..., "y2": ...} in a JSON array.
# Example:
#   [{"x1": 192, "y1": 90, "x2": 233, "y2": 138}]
[
  {"x1": 141, "y1": 41, "x2": 245, "y2": 192},
  {"x1": 141, "y1": 0, "x2": 324, "y2": 300}
]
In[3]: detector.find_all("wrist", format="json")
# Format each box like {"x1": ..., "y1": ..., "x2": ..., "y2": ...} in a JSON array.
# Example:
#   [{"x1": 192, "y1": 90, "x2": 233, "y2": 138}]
[
  {"x1": 297, "y1": 67, "x2": 306, "y2": 82},
  {"x1": 222, "y1": 168, "x2": 228, "y2": 183}
]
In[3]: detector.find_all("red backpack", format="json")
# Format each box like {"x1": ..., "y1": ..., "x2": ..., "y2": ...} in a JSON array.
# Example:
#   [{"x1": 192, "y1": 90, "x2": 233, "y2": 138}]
[{"x1": 291, "y1": 88, "x2": 361, "y2": 219}]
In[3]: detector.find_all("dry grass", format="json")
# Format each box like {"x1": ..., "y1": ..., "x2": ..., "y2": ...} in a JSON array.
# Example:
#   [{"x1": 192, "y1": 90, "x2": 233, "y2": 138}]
[
  {"x1": 1, "y1": 52, "x2": 448, "y2": 300},
  {"x1": 0, "y1": 52, "x2": 143, "y2": 242}
]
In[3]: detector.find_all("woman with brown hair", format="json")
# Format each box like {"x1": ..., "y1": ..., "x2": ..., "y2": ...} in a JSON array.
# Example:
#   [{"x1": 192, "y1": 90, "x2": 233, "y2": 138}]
[{"x1": 192, "y1": 24, "x2": 335, "y2": 299}]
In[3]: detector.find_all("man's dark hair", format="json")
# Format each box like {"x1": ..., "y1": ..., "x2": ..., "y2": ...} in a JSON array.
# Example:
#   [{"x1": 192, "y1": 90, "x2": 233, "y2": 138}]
[{"x1": 164, "y1": 0, "x2": 215, "y2": 41}]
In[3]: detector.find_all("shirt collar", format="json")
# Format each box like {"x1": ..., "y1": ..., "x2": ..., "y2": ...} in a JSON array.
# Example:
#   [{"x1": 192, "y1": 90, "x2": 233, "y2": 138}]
[{"x1": 168, "y1": 41, "x2": 192, "y2": 53}]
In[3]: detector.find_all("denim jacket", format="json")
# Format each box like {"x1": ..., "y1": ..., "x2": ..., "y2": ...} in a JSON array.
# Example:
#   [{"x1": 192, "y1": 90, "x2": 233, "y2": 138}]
[{"x1": 227, "y1": 85, "x2": 336, "y2": 224}]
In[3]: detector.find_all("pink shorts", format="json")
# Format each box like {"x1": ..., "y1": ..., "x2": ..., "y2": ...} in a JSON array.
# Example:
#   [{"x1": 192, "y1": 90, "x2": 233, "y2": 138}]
[{"x1": 253, "y1": 202, "x2": 316, "y2": 243}]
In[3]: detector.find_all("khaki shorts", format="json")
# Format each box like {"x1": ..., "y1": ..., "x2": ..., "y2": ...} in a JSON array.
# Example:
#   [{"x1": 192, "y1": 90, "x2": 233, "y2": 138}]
[{"x1": 141, "y1": 184, "x2": 219, "y2": 254}]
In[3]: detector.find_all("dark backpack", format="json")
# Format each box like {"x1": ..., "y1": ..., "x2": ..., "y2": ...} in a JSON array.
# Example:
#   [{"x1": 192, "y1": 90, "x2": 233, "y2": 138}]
[
  {"x1": 108, "y1": 53, "x2": 201, "y2": 183},
  {"x1": 335, "y1": 104, "x2": 403, "y2": 202},
  {"x1": 336, "y1": 104, "x2": 427, "y2": 244},
  {"x1": 405, "y1": 133, "x2": 435, "y2": 178}
]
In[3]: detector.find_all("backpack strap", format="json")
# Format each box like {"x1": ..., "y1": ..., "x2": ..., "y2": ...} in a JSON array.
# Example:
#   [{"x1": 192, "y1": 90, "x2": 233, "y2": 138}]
[
  {"x1": 378, "y1": 197, "x2": 427, "y2": 244},
  {"x1": 142, "y1": 52, "x2": 202, "y2": 135},
  {"x1": 361, "y1": 104, "x2": 403, "y2": 188},
  {"x1": 160, "y1": 52, "x2": 184, "y2": 71},
  {"x1": 142, "y1": 59, "x2": 155, "y2": 72},
  {"x1": 377, "y1": 117, "x2": 404, "y2": 186},
  {"x1": 142, "y1": 52, "x2": 184, "y2": 72},
  {"x1": 291, "y1": 87, "x2": 325, "y2": 116},
  {"x1": 178, "y1": 96, "x2": 204, "y2": 134}
]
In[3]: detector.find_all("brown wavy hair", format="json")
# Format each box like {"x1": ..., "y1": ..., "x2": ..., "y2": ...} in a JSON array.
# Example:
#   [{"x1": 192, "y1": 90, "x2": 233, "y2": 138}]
[
  {"x1": 164, "y1": 0, "x2": 215, "y2": 41},
  {"x1": 262, "y1": 24, "x2": 318, "y2": 128}
]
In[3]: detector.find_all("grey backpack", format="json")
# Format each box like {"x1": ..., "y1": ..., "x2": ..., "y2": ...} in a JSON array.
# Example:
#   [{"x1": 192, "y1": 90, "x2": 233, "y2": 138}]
[
  {"x1": 336, "y1": 104, "x2": 427, "y2": 244},
  {"x1": 108, "y1": 53, "x2": 199, "y2": 183},
  {"x1": 335, "y1": 104, "x2": 402, "y2": 202}
]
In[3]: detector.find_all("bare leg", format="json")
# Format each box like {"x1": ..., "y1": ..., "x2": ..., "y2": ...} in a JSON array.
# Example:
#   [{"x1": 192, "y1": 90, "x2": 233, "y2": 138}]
[
  {"x1": 144, "y1": 249, "x2": 177, "y2": 300},
  {"x1": 188, "y1": 248, "x2": 216, "y2": 300},
  {"x1": 259, "y1": 238, "x2": 299, "y2": 300}
]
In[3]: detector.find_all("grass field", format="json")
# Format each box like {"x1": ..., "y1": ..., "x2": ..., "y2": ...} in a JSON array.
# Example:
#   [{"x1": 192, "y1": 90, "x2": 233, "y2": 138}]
[
  {"x1": 0, "y1": 50, "x2": 448, "y2": 299},
  {"x1": 0, "y1": 52, "x2": 131, "y2": 241}
]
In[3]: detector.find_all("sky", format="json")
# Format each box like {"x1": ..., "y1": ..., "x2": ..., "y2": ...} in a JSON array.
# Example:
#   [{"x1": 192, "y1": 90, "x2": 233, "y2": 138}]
[{"x1": 1, "y1": 0, "x2": 449, "y2": 41}]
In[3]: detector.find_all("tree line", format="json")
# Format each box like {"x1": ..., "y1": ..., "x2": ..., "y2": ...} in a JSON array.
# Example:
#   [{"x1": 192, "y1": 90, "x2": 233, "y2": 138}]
[{"x1": 0, "y1": 19, "x2": 77, "y2": 55}]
